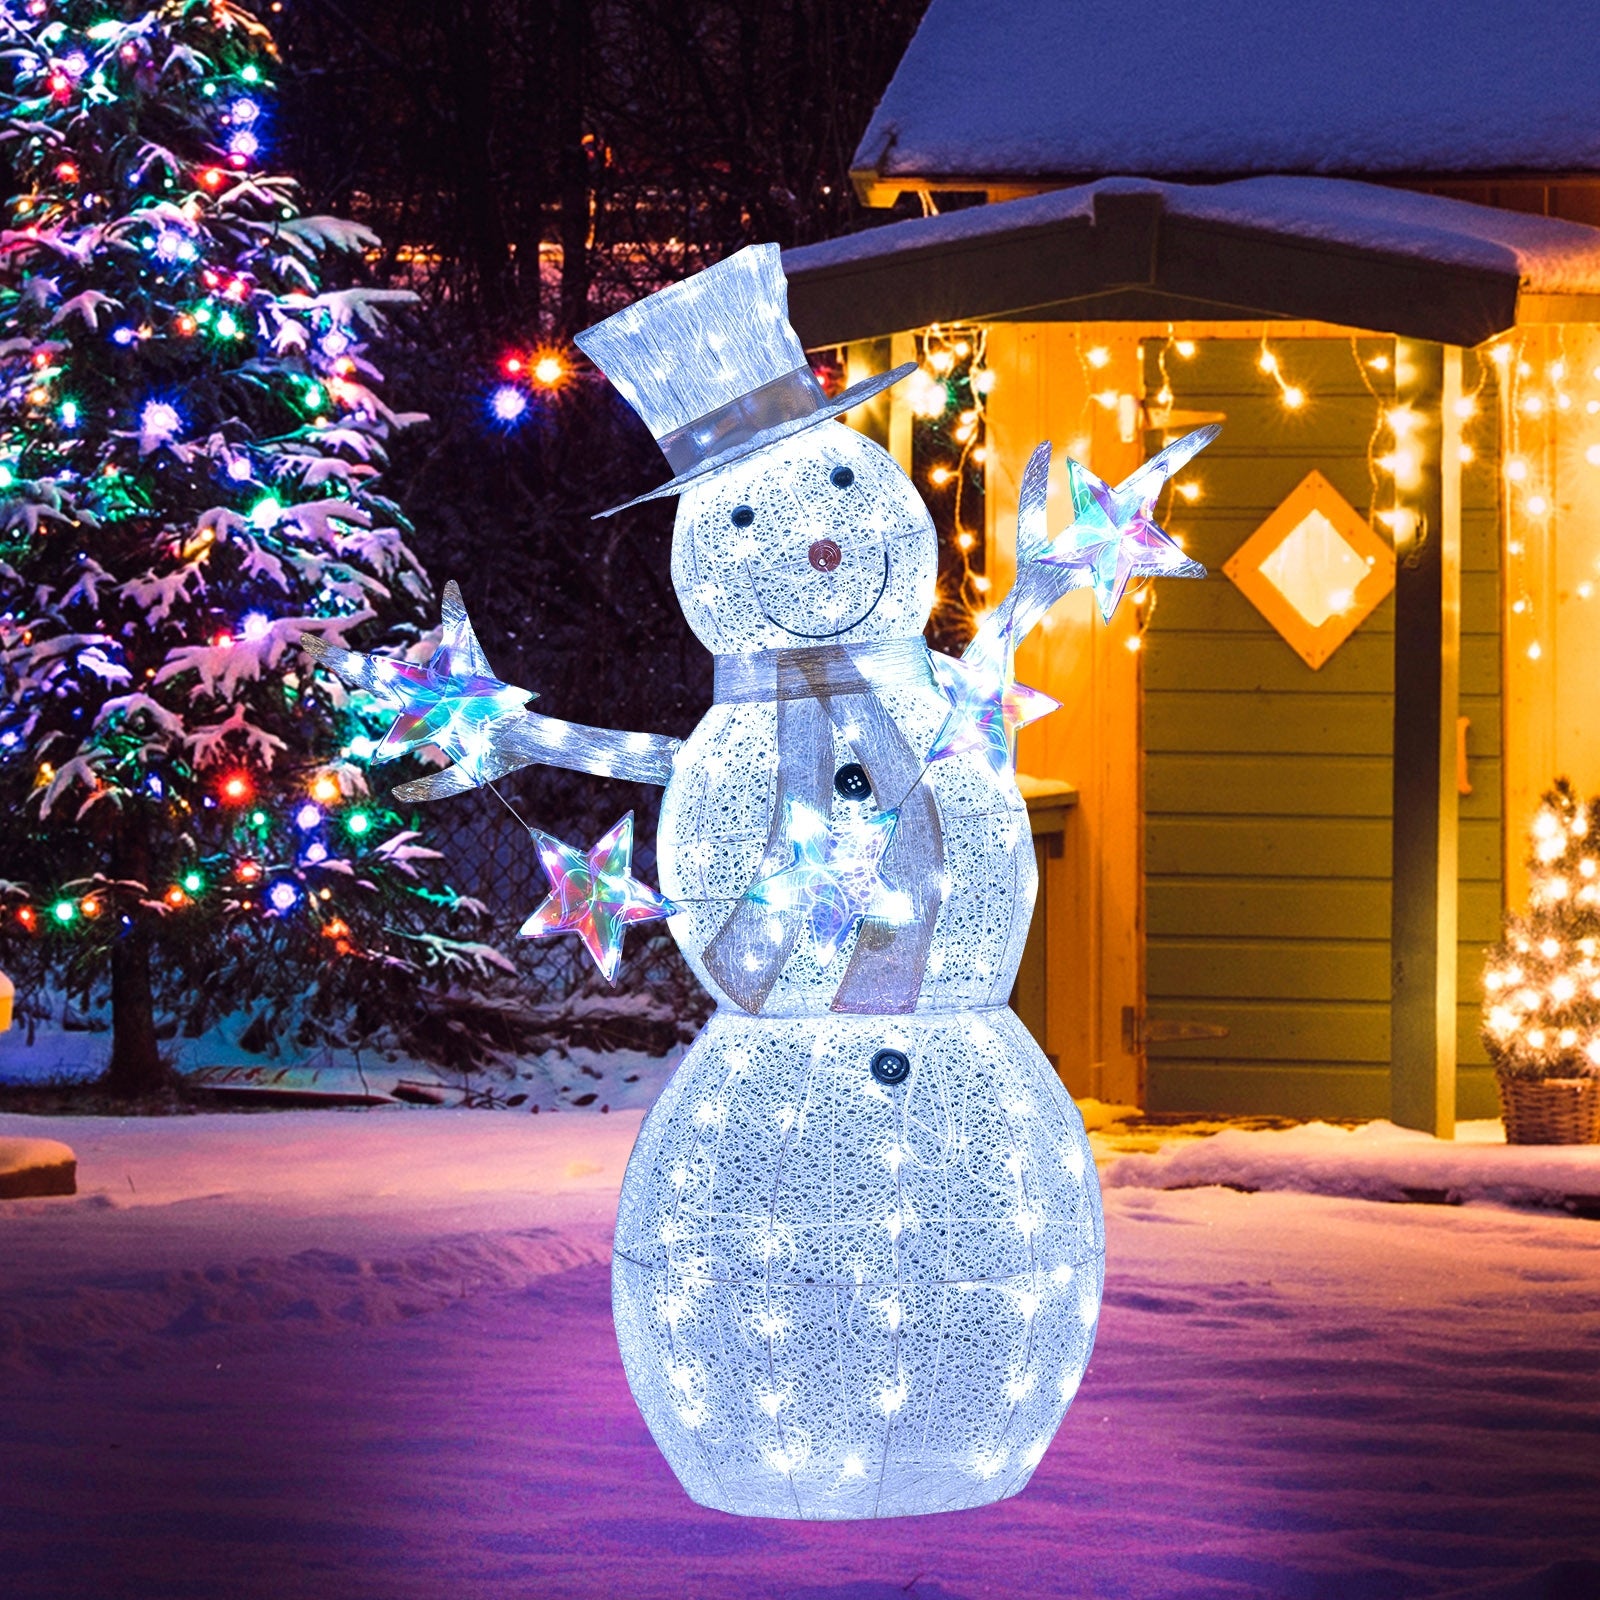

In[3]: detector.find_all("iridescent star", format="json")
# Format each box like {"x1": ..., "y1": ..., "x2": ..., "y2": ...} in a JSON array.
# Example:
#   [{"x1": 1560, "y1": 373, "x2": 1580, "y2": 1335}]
[
  {"x1": 301, "y1": 580, "x2": 533, "y2": 780},
  {"x1": 518, "y1": 811, "x2": 676, "y2": 982},
  {"x1": 1036, "y1": 425, "x2": 1216, "y2": 621},
  {"x1": 927, "y1": 624, "x2": 1058, "y2": 776},
  {"x1": 748, "y1": 800, "x2": 903, "y2": 967}
]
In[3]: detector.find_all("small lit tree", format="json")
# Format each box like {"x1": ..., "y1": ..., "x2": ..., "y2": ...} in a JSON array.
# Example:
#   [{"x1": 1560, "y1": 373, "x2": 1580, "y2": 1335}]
[
  {"x1": 0, "y1": 1, "x2": 508, "y2": 1095},
  {"x1": 1482, "y1": 778, "x2": 1600, "y2": 1081}
]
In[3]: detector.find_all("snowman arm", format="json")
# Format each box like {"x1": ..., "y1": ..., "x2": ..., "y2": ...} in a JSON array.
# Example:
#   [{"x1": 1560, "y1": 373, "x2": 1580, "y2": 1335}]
[
  {"x1": 390, "y1": 711, "x2": 680, "y2": 803},
  {"x1": 963, "y1": 563, "x2": 1077, "y2": 662}
]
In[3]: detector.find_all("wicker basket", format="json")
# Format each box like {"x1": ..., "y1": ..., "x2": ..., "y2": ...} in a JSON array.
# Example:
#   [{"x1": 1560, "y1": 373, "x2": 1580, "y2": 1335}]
[{"x1": 1496, "y1": 1072, "x2": 1600, "y2": 1145}]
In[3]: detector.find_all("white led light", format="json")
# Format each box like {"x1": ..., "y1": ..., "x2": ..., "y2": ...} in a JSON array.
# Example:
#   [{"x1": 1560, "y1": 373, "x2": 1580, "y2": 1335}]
[{"x1": 613, "y1": 1008, "x2": 1104, "y2": 1520}]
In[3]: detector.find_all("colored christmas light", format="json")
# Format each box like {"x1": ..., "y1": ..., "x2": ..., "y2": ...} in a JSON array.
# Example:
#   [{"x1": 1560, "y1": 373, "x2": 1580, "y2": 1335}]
[
  {"x1": 489, "y1": 384, "x2": 529, "y2": 425},
  {"x1": 139, "y1": 399, "x2": 182, "y2": 446},
  {"x1": 309, "y1": 773, "x2": 339, "y2": 803},
  {"x1": 0, "y1": 0, "x2": 467, "y2": 1059},
  {"x1": 295, "y1": 803, "x2": 321, "y2": 830},
  {"x1": 247, "y1": 496, "x2": 281, "y2": 530}
]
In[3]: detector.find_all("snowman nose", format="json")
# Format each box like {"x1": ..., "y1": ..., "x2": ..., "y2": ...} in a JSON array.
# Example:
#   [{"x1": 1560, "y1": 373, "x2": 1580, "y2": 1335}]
[{"x1": 808, "y1": 538, "x2": 842, "y2": 573}]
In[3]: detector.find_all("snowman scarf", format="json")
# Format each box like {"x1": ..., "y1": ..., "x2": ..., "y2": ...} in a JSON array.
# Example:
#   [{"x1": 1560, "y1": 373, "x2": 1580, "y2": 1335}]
[{"x1": 703, "y1": 637, "x2": 943, "y2": 1015}]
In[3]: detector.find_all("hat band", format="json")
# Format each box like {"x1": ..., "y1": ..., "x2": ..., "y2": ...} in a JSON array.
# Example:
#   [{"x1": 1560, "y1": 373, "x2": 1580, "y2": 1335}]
[{"x1": 657, "y1": 364, "x2": 826, "y2": 476}]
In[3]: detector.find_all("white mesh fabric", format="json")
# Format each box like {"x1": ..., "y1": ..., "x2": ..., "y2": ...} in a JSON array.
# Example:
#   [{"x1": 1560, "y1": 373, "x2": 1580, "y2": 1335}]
[
  {"x1": 658, "y1": 679, "x2": 1037, "y2": 1017},
  {"x1": 671, "y1": 429, "x2": 936, "y2": 656},
  {"x1": 612, "y1": 1006, "x2": 1105, "y2": 1519},
  {"x1": 575, "y1": 244, "x2": 808, "y2": 440}
]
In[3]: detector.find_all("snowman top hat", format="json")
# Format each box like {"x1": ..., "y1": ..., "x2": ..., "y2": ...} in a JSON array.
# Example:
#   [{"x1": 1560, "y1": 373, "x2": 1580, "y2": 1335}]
[{"x1": 577, "y1": 243, "x2": 914, "y2": 518}]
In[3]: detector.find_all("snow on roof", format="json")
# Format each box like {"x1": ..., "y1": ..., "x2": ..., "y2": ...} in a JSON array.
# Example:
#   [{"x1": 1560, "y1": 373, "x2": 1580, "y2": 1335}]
[
  {"x1": 788, "y1": 176, "x2": 1600, "y2": 297},
  {"x1": 855, "y1": 0, "x2": 1600, "y2": 183}
]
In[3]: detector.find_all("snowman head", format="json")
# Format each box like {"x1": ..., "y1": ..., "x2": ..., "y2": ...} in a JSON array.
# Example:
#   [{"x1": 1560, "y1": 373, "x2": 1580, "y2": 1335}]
[{"x1": 669, "y1": 425, "x2": 936, "y2": 655}]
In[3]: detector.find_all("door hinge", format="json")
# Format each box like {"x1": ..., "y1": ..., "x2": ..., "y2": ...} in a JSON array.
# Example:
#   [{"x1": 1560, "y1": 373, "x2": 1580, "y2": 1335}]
[{"x1": 1123, "y1": 1007, "x2": 1231, "y2": 1052}]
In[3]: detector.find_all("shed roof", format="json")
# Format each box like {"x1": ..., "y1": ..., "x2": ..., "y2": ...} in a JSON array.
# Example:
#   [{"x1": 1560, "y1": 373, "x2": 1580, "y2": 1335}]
[
  {"x1": 783, "y1": 177, "x2": 1600, "y2": 348},
  {"x1": 853, "y1": 0, "x2": 1600, "y2": 196}
]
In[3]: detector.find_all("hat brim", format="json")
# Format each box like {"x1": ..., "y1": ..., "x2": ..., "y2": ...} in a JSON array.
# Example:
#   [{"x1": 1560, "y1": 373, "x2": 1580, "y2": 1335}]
[{"x1": 593, "y1": 361, "x2": 919, "y2": 519}]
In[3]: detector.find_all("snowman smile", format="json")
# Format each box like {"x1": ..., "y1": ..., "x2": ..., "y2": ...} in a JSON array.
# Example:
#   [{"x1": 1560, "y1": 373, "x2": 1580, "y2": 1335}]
[{"x1": 746, "y1": 537, "x2": 891, "y2": 639}]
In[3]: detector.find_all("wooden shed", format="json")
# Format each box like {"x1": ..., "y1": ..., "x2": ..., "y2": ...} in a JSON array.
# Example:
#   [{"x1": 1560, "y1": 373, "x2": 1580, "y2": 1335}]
[{"x1": 783, "y1": 2, "x2": 1600, "y2": 1134}]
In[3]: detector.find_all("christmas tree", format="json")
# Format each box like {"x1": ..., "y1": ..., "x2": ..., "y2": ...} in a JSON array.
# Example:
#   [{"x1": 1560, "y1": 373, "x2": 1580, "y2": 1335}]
[
  {"x1": 1482, "y1": 778, "x2": 1600, "y2": 1081},
  {"x1": 0, "y1": 0, "x2": 508, "y2": 1094}
]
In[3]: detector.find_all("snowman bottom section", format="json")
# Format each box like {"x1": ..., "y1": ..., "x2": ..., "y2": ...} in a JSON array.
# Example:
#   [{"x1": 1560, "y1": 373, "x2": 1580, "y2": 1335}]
[{"x1": 611, "y1": 1005, "x2": 1105, "y2": 1520}]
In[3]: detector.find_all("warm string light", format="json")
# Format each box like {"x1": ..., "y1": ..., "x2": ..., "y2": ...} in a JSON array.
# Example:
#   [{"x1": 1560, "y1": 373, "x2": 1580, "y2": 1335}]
[
  {"x1": 1349, "y1": 335, "x2": 1412, "y2": 549},
  {"x1": 1145, "y1": 329, "x2": 1205, "y2": 529},
  {"x1": 911, "y1": 324, "x2": 994, "y2": 647},
  {"x1": 1483, "y1": 780, "x2": 1600, "y2": 1077},
  {"x1": 1257, "y1": 329, "x2": 1305, "y2": 411},
  {"x1": 1492, "y1": 327, "x2": 1600, "y2": 664},
  {"x1": 1149, "y1": 324, "x2": 1196, "y2": 420}
]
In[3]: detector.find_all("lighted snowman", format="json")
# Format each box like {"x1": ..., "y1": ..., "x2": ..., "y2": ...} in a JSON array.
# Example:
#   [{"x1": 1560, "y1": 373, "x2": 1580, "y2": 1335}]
[
  {"x1": 579, "y1": 246, "x2": 1102, "y2": 1521},
  {"x1": 306, "y1": 244, "x2": 1212, "y2": 1520}
]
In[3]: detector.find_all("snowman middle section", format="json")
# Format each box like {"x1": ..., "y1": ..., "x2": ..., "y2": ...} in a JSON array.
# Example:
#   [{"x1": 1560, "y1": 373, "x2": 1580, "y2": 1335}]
[{"x1": 658, "y1": 643, "x2": 1038, "y2": 1017}]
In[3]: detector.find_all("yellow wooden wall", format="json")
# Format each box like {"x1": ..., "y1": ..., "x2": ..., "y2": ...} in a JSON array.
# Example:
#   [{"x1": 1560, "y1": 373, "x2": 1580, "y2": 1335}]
[
  {"x1": 983, "y1": 325, "x2": 1145, "y2": 1108},
  {"x1": 1137, "y1": 337, "x2": 1502, "y2": 1118}
]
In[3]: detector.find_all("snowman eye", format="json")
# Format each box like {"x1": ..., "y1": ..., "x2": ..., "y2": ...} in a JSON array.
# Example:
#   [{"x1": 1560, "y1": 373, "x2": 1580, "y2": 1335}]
[
  {"x1": 830, "y1": 466, "x2": 855, "y2": 489},
  {"x1": 730, "y1": 505, "x2": 755, "y2": 527}
]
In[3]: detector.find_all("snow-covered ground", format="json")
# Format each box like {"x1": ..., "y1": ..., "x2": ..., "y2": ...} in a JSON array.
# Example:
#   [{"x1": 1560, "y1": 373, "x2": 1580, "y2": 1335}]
[
  {"x1": 3, "y1": 1107, "x2": 1599, "y2": 1600},
  {"x1": 0, "y1": 1009, "x2": 680, "y2": 1112},
  {"x1": 1106, "y1": 1116, "x2": 1600, "y2": 1215}
]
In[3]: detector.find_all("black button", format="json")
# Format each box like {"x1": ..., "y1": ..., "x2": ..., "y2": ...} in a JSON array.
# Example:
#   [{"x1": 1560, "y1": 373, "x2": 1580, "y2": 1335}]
[
  {"x1": 730, "y1": 505, "x2": 754, "y2": 527},
  {"x1": 871, "y1": 1048, "x2": 910, "y2": 1086},
  {"x1": 830, "y1": 466, "x2": 855, "y2": 488},
  {"x1": 834, "y1": 762, "x2": 872, "y2": 800}
]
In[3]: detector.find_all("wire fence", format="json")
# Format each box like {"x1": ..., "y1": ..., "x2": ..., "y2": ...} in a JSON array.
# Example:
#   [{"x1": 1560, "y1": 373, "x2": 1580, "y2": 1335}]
[{"x1": 430, "y1": 783, "x2": 706, "y2": 1023}]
